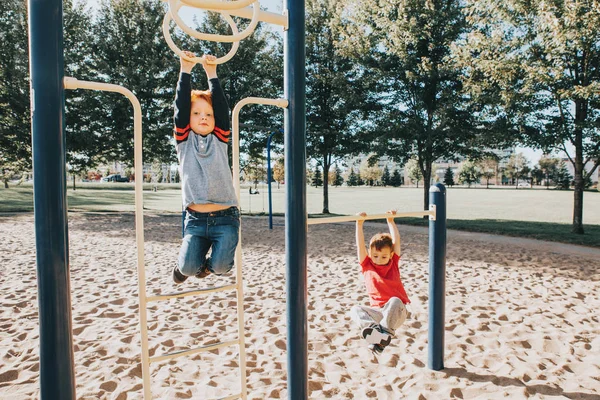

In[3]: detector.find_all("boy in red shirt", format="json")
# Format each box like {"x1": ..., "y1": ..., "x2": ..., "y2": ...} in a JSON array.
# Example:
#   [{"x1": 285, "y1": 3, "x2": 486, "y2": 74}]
[{"x1": 350, "y1": 211, "x2": 410, "y2": 354}]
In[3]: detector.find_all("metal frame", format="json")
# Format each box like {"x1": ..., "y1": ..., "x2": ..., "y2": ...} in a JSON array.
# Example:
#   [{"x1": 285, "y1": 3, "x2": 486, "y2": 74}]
[{"x1": 31, "y1": 0, "x2": 446, "y2": 398}]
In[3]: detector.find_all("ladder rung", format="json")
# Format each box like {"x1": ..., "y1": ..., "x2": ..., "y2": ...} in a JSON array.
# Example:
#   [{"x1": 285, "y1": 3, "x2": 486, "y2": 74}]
[
  {"x1": 149, "y1": 339, "x2": 240, "y2": 364},
  {"x1": 218, "y1": 394, "x2": 242, "y2": 400},
  {"x1": 147, "y1": 283, "x2": 238, "y2": 302}
]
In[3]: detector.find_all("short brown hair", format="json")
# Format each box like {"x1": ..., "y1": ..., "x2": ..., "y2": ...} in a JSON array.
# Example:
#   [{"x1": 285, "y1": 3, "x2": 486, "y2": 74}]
[
  {"x1": 369, "y1": 233, "x2": 393, "y2": 251},
  {"x1": 191, "y1": 89, "x2": 212, "y2": 106}
]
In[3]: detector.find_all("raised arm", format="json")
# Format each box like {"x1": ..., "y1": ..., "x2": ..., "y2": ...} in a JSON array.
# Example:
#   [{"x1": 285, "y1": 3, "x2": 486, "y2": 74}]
[
  {"x1": 356, "y1": 212, "x2": 367, "y2": 263},
  {"x1": 387, "y1": 210, "x2": 401, "y2": 256},
  {"x1": 201, "y1": 55, "x2": 230, "y2": 135},
  {"x1": 173, "y1": 51, "x2": 196, "y2": 143}
]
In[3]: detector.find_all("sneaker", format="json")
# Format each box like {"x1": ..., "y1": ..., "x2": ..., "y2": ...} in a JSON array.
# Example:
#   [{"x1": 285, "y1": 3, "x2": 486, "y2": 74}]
[
  {"x1": 369, "y1": 343, "x2": 384, "y2": 354},
  {"x1": 195, "y1": 264, "x2": 211, "y2": 279},
  {"x1": 172, "y1": 265, "x2": 188, "y2": 284},
  {"x1": 361, "y1": 323, "x2": 391, "y2": 347}
]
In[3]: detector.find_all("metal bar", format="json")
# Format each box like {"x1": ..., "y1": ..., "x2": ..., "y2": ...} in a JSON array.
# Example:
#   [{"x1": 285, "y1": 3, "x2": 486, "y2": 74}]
[
  {"x1": 218, "y1": 394, "x2": 243, "y2": 400},
  {"x1": 284, "y1": 0, "x2": 307, "y2": 397},
  {"x1": 29, "y1": 0, "x2": 75, "y2": 397},
  {"x1": 232, "y1": 97, "x2": 285, "y2": 400},
  {"x1": 306, "y1": 211, "x2": 435, "y2": 226},
  {"x1": 160, "y1": 0, "x2": 288, "y2": 27},
  {"x1": 146, "y1": 284, "x2": 238, "y2": 302},
  {"x1": 149, "y1": 339, "x2": 240, "y2": 363},
  {"x1": 267, "y1": 130, "x2": 277, "y2": 229},
  {"x1": 428, "y1": 183, "x2": 447, "y2": 370},
  {"x1": 63, "y1": 77, "x2": 151, "y2": 399}
]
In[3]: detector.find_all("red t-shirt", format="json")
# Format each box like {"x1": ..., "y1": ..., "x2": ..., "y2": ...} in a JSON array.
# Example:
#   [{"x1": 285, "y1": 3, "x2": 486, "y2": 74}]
[{"x1": 361, "y1": 253, "x2": 410, "y2": 307}]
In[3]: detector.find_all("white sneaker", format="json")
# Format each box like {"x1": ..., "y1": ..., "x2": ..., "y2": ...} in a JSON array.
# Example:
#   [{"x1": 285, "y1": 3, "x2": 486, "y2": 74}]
[{"x1": 361, "y1": 324, "x2": 391, "y2": 346}]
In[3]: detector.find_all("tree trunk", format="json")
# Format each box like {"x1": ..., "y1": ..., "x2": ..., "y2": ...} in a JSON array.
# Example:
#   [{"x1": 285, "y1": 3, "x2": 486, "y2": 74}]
[
  {"x1": 322, "y1": 160, "x2": 330, "y2": 214},
  {"x1": 72, "y1": 175, "x2": 76, "y2": 191},
  {"x1": 572, "y1": 100, "x2": 586, "y2": 234},
  {"x1": 572, "y1": 131, "x2": 585, "y2": 234},
  {"x1": 3, "y1": 180, "x2": 8, "y2": 189},
  {"x1": 423, "y1": 165, "x2": 432, "y2": 211}
]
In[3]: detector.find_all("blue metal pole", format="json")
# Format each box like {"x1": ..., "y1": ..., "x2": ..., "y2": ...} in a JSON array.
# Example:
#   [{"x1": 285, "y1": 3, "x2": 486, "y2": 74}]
[
  {"x1": 428, "y1": 183, "x2": 447, "y2": 370},
  {"x1": 284, "y1": 0, "x2": 307, "y2": 397},
  {"x1": 28, "y1": 0, "x2": 76, "y2": 398}
]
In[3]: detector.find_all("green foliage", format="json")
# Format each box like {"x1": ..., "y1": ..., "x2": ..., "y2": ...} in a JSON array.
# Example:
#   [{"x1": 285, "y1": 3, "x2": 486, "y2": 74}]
[
  {"x1": 390, "y1": 169, "x2": 403, "y2": 187},
  {"x1": 312, "y1": 167, "x2": 323, "y2": 187},
  {"x1": 458, "y1": 160, "x2": 481, "y2": 188},
  {"x1": 305, "y1": 0, "x2": 373, "y2": 207},
  {"x1": 381, "y1": 165, "x2": 391, "y2": 186},
  {"x1": 347, "y1": 168, "x2": 358, "y2": 187},
  {"x1": 553, "y1": 161, "x2": 572, "y2": 190},
  {"x1": 406, "y1": 159, "x2": 423, "y2": 187},
  {"x1": 444, "y1": 167, "x2": 455, "y2": 187},
  {"x1": 505, "y1": 153, "x2": 530, "y2": 187},
  {"x1": 92, "y1": 0, "x2": 178, "y2": 166},
  {"x1": 333, "y1": 165, "x2": 344, "y2": 187},
  {"x1": 0, "y1": 0, "x2": 31, "y2": 180},
  {"x1": 458, "y1": 0, "x2": 600, "y2": 231},
  {"x1": 343, "y1": 0, "x2": 483, "y2": 207}
]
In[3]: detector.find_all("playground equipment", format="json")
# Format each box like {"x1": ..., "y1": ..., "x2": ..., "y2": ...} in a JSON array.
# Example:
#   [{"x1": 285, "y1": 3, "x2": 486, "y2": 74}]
[{"x1": 28, "y1": 0, "x2": 445, "y2": 399}]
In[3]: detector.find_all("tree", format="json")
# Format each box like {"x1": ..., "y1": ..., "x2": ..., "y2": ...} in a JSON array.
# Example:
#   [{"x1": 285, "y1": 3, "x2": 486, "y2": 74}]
[
  {"x1": 443, "y1": 167, "x2": 455, "y2": 187},
  {"x1": 390, "y1": 169, "x2": 403, "y2": 187},
  {"x1": 357, "y1": 173, "x2": 365, "y2": 186},
  {"x1": 305, "y1": 0, "x2": 371, "y2": 213},
  {"x1": 406, "y1": 159, "x2": 423, "y2": 188},
  {"x1": 459, "y1": 0, "x2": 600, "y2": 233},
  {"x1": 506, "y1": 153, "x2": 529, "y2": 188},
  {"x1": 531, "y1": 166, "x2": 544, "y2": 186},
  {"x1": 538, "y1": 156, "x2": 559, "y2": 189},
  {"x1": 347, "y1": 168, "x2": 358, "y2": 187},
  {"x1": 359, "y1": 157, "x2": 382, "y2": 186},
  {"x1": 333, "y1": 165, "x2": 344, "y2": 187},
  {"x1": 244, "y1": 157, "x2": 266, "y2": 188},
  {"x1": 272, "y1": 157, "x2": 285, "y2": 189},
  {"x1": 93, "y1": 0, "x2": 179, "y2": 168},
  {"x1": 343, "y1": 0, "x2": 485, "y2": 210},
  {"x1": 553, "y1": 161, "x2": 572, "y2": 190},
  {"x1": 458, "y1": 160, "x2": 481, "y2": 188},
  {"x1": 0, "y1": 0, "x2": 31, "y2": 187},
  {"x1": 64, "y1": 0, "x2": 104, "y2": 191},
  {"x1": 381, "y1": 165, "x2": 391, "y2": 186},
  {"x1": 478, "y1": 157, "x2": 498, "y2": 188},
  {"x1": 312, "y1": 167, "x2": 323, "y2": 187}
]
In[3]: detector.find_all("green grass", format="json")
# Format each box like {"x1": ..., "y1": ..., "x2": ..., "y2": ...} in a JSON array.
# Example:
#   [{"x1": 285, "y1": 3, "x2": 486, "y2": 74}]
[
  {"x1": 391, "y1": 217, "x2": 600, "y2": 248},
  {"x1": 2, "y1": 185, "x2": 599, "y2": 248}
]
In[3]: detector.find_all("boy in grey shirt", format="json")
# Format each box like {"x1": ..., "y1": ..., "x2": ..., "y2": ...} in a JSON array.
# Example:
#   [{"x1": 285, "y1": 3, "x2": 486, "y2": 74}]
[{"x1": 172, "y1": 51, "x2": 240, "y2": 284}]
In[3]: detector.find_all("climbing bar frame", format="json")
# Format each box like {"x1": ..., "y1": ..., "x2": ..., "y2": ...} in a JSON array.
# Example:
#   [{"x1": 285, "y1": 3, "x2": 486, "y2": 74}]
[
  {"x1": 63, "y1": 77, "x2": 151, "y2": 398},
  {"x1": 306, "y1": 208, "x2": 436, "y2": 225}
]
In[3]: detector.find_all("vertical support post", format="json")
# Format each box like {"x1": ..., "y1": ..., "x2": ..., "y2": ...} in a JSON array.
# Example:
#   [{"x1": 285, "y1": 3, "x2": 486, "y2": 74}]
[
  {"x1": 28, "y1": 0, "x2": 76, "y2": 398},
  {"x1": 284, "y1": 0, "x2": 307, "y2": 398},
  {"x1": 267, "y1": 130, "x2": 276, "y2": 230},
  {"x1": 428, "y1": 183, "x2": 447, "y2": 370}
]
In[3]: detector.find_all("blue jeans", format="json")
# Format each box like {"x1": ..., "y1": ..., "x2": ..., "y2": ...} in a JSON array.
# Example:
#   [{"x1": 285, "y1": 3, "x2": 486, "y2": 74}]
[{"x1": 178, "y1": 207, "x2": 240, "y2": 276}]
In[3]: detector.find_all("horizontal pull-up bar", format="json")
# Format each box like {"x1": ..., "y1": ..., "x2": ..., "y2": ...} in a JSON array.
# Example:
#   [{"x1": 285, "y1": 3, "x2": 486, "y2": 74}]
[{"x1": 306, "y1": 208, "x2": 436, "y2": 225}]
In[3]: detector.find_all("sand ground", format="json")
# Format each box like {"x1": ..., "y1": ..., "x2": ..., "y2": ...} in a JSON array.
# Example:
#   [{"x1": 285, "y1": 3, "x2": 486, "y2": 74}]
[{"x1": 1, "y1": 213, "x2": 599, "y2": 399}]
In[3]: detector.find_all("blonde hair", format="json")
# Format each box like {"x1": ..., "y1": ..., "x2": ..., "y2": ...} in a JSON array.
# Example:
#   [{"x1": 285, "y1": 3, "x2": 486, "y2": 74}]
[
  {"x1": 369, "y1": 233, "x2": 393, "y2": 251},
  {"x1": 191, "y1": 89, "x2": 212, "y2": 107}
]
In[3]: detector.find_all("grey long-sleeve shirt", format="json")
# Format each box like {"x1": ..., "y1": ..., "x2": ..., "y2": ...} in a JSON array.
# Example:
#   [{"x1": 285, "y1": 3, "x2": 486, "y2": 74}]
[{"x1": 173, "y1": 73, "x2": 238, "y2": 209}]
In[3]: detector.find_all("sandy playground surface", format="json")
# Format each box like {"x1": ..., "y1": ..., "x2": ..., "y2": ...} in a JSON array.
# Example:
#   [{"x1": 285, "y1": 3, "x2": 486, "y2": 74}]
[{"x1": 1, "y1": 213, "x2": 599, "y2": 399}]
